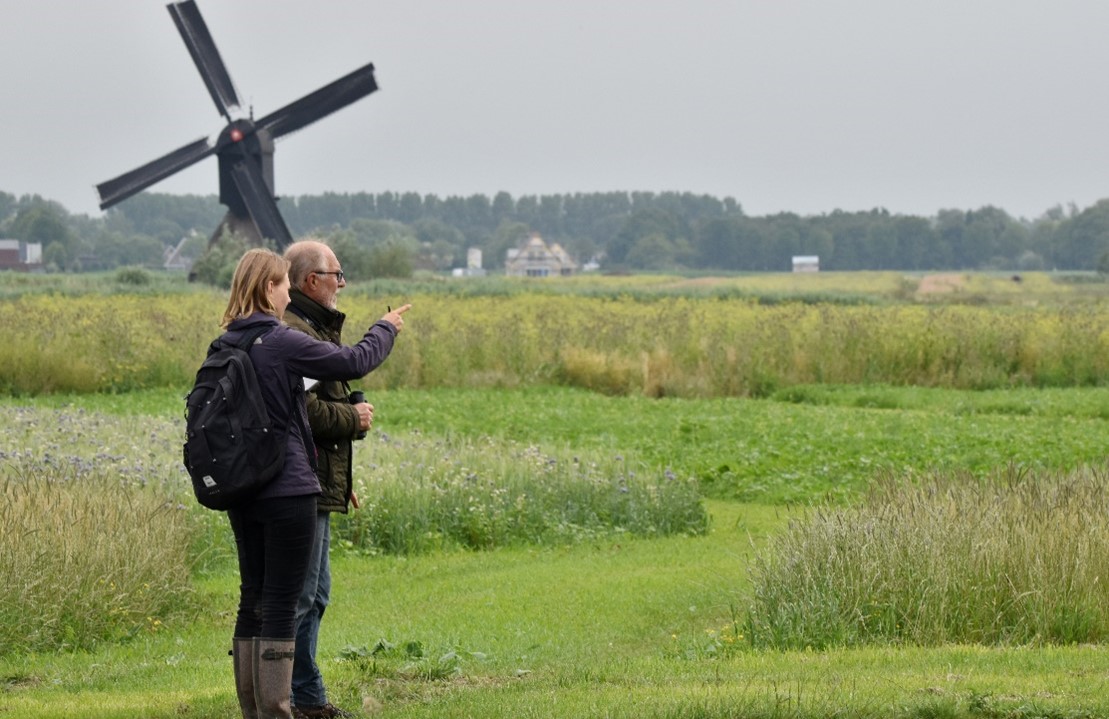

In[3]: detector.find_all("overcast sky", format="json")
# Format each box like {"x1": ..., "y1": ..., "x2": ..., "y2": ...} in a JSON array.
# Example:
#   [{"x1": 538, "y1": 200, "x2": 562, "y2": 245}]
[{"x1": 3, "y1": 1, "x2": 1109, "y2": 220}]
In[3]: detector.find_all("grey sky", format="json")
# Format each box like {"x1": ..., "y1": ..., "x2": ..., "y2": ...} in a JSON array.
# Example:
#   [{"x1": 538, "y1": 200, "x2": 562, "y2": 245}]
[{"x1": 3, "y1": 1, "x2": 1109, "y2": 220}]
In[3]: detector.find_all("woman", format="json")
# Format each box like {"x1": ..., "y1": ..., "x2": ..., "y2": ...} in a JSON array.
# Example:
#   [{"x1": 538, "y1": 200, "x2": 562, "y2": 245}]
[{"x1": 221, "y1": 248, "x2": 408, "y2": 719}]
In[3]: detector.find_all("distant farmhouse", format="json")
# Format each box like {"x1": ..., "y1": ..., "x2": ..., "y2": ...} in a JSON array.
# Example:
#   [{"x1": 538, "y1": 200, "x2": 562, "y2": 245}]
[
  {"x1": 0, "y1": 239, "x2": 43, "y2": 272},
  {"x1": 505, "y1": 233, "x2": 578, "y2": 277}
]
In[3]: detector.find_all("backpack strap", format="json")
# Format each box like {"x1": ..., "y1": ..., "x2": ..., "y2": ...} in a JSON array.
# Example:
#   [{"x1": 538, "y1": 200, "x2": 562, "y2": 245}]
[
  {"x1": 209, "y1": 325, "x2": 274, "y2": 357},
  {"x1": 236, "y1": 324, "x2": 274, "y2": 352}
]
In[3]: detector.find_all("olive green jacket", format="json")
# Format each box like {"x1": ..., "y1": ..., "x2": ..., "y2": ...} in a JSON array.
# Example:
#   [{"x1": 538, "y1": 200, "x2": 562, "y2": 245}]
[{"x1": 284, "y1": 288, "x2": 360, "y2": 513}]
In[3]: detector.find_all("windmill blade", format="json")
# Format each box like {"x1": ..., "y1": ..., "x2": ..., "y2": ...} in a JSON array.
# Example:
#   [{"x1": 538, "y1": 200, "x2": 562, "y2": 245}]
[
  {"x1": 229, "y1": 159, "x2": 294, "y2": 249},
  {"x1": 256, "y1": 63, "x2": 377, "y2": 140},
  {"x1": 168, "y1": 0, "x2": 240, "y2": 121},
  {"x1": 97, "y1": 136, "x2": 215, "y2": 210}
]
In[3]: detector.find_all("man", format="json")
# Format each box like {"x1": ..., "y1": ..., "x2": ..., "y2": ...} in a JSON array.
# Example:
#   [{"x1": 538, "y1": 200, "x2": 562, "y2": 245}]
[{"x1": 282, "y1": 239, "x2": 380, "y2": 719}]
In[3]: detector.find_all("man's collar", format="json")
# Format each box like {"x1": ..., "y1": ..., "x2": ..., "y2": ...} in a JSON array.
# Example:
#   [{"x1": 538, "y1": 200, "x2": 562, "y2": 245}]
[{"x1": 289, "y1": 287, "x2": 346, "y2": 329}]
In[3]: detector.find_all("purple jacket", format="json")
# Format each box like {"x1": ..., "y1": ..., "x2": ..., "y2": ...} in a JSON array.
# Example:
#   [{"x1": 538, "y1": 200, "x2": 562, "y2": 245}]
[{"x1": 224, "y1": 312, "x2": 397, "y2": 500}]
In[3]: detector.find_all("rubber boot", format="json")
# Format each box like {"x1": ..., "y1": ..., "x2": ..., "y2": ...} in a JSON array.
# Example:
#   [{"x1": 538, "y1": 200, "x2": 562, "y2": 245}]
[
  {"x1": 254, "y1": 637, "x2": 296, "y2": 719},
  {"x1": 232, "y1": 637, "x2": 258, "y2": 719}
]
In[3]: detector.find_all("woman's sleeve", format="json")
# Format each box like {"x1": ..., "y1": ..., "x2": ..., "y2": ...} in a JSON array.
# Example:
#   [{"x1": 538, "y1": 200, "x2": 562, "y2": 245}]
[{"x1": 281, "y1": 322, "x2": 397, "y2": 381}]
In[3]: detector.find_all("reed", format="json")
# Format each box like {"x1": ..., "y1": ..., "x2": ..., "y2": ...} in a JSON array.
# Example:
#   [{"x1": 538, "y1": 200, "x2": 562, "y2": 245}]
[
  {"x1": 336, "y1": 433, "x2": 708, "y2": 554},
  {"x1": 744, "y1": 464, "x2": 1109, "y2": 649},
  {"x1": 0, "y1": 403, "x2": 705, "y2": 652},
  {"x1": 2, "y1": 293, "x2": 1106, "y2": 397},
  {"x1": 0, "y1": 460, "x2": 195, "y2": 653}
]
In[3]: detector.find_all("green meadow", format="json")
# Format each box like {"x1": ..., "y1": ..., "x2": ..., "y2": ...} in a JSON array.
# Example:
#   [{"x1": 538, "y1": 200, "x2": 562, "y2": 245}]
[{"x1": 1, "y1": 270, "x2": 1108, "y2": 718}]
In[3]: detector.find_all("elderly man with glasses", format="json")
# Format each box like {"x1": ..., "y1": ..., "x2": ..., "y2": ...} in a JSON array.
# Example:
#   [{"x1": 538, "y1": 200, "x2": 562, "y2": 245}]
[{"x1": 280, "y1": 239, "x2": 406, "y2": 718}]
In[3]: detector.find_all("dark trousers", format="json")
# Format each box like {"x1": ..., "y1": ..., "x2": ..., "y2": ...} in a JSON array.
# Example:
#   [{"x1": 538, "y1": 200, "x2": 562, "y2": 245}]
[{"x1": 228, "y1": 495, "x2": 318, "y2": 639}]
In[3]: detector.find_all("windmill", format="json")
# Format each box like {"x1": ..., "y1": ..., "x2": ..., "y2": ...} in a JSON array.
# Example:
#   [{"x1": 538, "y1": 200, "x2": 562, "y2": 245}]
[{"x1": 96, "y1": 0, "x2": 378, "y2": 250}]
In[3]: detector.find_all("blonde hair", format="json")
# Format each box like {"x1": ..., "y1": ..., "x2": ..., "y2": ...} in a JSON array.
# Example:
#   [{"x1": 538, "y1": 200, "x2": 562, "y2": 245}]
[{"x1": 221, "y1": 248, "x2": 290, "y2": 329}]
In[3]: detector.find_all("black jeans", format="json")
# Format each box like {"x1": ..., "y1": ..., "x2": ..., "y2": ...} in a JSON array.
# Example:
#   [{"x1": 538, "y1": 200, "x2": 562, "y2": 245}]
[{"x1": 228, "y1": 494, "x2": 318, "y2": 639}]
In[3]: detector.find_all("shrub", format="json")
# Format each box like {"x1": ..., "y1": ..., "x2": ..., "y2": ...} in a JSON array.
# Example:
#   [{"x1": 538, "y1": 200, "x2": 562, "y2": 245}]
[
  {"x1": 114, "y1": 266, "x2": 152, "y2": 286},
  {"x1": 745, "y1": 463, "x2": 1109, "y2": 649},
  {"x1": 189, "y1": 232, "x2": 249, "y2": 287}
]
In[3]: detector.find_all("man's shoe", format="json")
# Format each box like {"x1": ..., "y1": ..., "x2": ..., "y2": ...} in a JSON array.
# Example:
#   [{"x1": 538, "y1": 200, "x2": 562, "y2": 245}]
[{"x1": 294, "y1": 704, "x2": 353, "y2": 719}]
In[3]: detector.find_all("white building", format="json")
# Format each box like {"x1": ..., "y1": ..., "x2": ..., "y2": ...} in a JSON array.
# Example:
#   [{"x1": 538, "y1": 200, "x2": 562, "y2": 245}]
[
  {"x1": 452, "y1": 247, "x2": 487, "y2": 277},
  {"x1": 792, "y1": 255, "x2": 820, "y2": 273}
]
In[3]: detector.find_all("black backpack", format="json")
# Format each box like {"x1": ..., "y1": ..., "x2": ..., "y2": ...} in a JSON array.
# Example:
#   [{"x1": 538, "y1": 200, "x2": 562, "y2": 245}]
[{"x1": 183, "y1": 326, "x2": 285, "y2": 510}]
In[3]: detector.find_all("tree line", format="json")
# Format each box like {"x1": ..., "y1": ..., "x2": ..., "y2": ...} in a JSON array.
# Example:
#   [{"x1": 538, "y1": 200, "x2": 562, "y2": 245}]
[{"x1": 2, "y1": 189, "x2": 1108, "y2": 274}]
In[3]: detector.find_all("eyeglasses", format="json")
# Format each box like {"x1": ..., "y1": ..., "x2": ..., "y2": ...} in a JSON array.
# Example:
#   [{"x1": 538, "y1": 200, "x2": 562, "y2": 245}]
[{"x1": 313, "y1": 270, "x2": 345, "y2": 282}]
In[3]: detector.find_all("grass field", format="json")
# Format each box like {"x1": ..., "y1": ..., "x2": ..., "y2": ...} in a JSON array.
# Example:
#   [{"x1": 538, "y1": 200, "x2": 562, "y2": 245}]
[
  {"x1": 18, "y1": 383, "x2": 1109, "y2": 504},
  {"x1": 2, "y1": 270, "x2": 1108, "y2": 717},
  {"x1": 3, "y1": 270, "x2": 1108, "y2": 397},
  {"x1": 5, "y1": 497, "x2": 1109, "y2": 718},
  {"x1": 3, "y1": 384, "x2": 1109, "y2": 717}
]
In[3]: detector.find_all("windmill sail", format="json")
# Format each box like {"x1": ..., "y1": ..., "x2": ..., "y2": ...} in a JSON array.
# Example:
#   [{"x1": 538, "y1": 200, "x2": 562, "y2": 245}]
[
  {"x1": 97, "y1": 136, "x2": 214, "y2": 210},
  {"x1": 94, "y1": 0, "x2": 378, "y2": 252},
  {"x1": 168, "y1": 0, "x2": 240, "y2": 120},
  {"x1": 258, "y1": 63, "x2": 378, "y2": 140}
]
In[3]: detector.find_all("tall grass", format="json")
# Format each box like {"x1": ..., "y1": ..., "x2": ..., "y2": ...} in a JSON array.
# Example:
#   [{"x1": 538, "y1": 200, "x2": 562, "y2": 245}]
[
  {"x1": 0, "y1": 460, "x2": 195, "y2": 654},
  {"x1": 744, "y1": 464, "x2": 1109, "y2": 649},
  {"x1": 337, "y1": 433, "x2": 708, "y2": 554},
  {"x1": 0, "y1": 293, "x2": 220, "y2": 394},
  {"x1": 0, "y1": 403, "x2": 706, "y2": 652},
  {"x1": 2, "y1": 292, "x2": 1108, "y2": 396},
  {"x1": 0, "y1": 269, "x2": 212, "y2": 300}
]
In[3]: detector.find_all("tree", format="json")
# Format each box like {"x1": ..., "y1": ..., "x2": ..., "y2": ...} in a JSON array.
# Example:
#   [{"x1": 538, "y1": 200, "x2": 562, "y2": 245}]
[
  {"x1": 491, "y1": 191, "x2": 515, "y2": 222},
  {"x1": 327, "y1": 231, "x2": 374, "y2": 280},
  {"x1": 417, "y1": 239, "x2": 458, "y2": 272},
  {"x1": 0, "y1": 191, "x2": 16, "y2": 223},
  {"x1": 1053, "y1": 200, "x2": 1109, "y2": 270},
  {"x1": 733, "y1": 217, "x2": 774, "y2": 271},
  {"x1": 368, "y1": 241, "x2": 415, "y2": 278},
  {"x1": 412, "y1": 218, "x2": 463, "y2": 270},
  {"x1": 108, "y1": 193, "x2": 221, "y2": 239},
  {"x1": 933, "y1": 209, "x2": 967, "y2": 269},
  {"x1": 892, "y1": 216, "x2": 935, "y2": 270},
  {"x1": 346, "y1": 218, "x2": 416, "y2": 249},
  {"x1": 412, "y1": 218, "x2": 465, "y2": 249},
  {"x1": 609, "y1": 208, "x2": 683, "y2": 267},
  {"x1": 625, "y1": 233, "x2": 677, "y2": 270},
  {"x1": 963, "y1": 206, "x2": 1028, "y2": 269},
  {"x1": 397, "y1": 192, "x2": 423, "y2": 223},
  {"x1": 190, "y1": 233, "x2": 250, "y2": 287},
  {"x1": 487, "y1": 220, "x2": 531, "y2": 270},
  {"x1": 90, "y1": 230, "x2": 165, "y2": 268}
]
